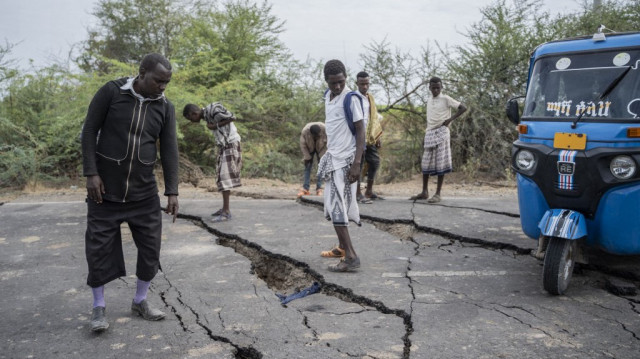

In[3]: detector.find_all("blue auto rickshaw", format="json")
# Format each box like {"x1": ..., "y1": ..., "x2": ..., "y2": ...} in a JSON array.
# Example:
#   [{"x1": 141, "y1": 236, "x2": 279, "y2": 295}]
[{"x1": 506, "y1": 28, "x2": 640, "y2": 295}]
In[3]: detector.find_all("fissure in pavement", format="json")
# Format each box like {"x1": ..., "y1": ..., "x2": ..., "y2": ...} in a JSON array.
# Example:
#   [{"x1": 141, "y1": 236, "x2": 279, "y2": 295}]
[
  {"x1": 297, "y1": 197, "x2": 640, "y2": 352},
  {"x1": 414, "y1": 202, "x2": 520, "y2": 218},
  {"x1": 158, "y1": 263, "x2": 264, "y2": 358},
  {"x1": 299, "y1": 197, "x2": 532, "y2": 256},
  {"x1": 177, "y1": 213, "x2": 414, "y2": 359}
]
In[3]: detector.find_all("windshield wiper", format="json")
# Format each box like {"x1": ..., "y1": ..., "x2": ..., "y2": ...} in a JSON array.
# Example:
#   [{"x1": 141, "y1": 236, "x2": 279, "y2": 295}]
[{"x1": 571, "y1": 64, "x2": 633, "y2": 129}]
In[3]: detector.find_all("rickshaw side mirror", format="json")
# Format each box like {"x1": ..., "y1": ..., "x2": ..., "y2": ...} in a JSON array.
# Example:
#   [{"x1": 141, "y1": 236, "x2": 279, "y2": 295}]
[{"x1": 506, "y1": 98, "x2": 521, "y2": 125}]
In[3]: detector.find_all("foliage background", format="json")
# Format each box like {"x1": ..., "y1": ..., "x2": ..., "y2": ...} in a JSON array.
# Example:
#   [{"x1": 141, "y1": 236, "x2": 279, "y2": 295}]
[{"x1": 1, "y1": 0, "x2": 639, "y2": 189}]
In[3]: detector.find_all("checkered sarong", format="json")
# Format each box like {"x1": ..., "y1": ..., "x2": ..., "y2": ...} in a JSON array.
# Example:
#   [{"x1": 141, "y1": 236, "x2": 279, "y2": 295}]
[
  {"x1": 421, "y1": 126, "x2": 452, "y2": 175},
  {"x1": 216, "y1": 141, "x2": 242, "y2": 191}
]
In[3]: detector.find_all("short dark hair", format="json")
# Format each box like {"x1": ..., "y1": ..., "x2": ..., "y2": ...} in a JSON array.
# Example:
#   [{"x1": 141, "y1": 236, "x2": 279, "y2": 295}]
[
  {"x1": 356, "y1": 71, "x2": 369, "y2": 79},
  {"x1": 310, "y1": 124, "x2": 321, "y2": 137},
  {"x1": 140, "y1": 53, "x2": 172, "y2": 73},
  {"x1": 182, "y1": 103, "x2": 200, "y2": 118},
  {"x1": 429, "y1": 76, "x2": 442, "y2": 85},
  {"x1": 323, "y1": 60, "x2": 346, "y2": 80}
]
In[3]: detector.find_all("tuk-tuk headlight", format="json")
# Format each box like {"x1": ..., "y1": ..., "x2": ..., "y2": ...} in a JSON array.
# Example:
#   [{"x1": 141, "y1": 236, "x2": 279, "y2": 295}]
[
  {"x1": 515, "y1": 150, "x2": 536, "y2": 171},
  {"x1": 610, "y1": 155, "x2": 636, "y2": 180}
]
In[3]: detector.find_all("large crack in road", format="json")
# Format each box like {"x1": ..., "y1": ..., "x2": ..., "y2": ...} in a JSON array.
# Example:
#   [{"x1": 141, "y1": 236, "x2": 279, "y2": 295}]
[
  {"x1": 300, "y1": 196, "x2": 640, "y2": 352},
  {"x1": 162, "y1": 212, "x2": 414, "y2": 358},
  {"x1": 300, "y1": 197, "x2": 533, "y2": 255},
  {"x1": 157, "y1": 197, "x2": 640, "y2": 358}
]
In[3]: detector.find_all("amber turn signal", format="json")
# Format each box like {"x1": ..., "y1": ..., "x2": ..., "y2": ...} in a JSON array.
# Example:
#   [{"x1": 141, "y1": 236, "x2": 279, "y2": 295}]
[
  {"x1": 627, "y1": 128, "x2": 640, "y2": 138},
  {"x1": 516, "y1": 124, "x2": 528, "y2": 134}
]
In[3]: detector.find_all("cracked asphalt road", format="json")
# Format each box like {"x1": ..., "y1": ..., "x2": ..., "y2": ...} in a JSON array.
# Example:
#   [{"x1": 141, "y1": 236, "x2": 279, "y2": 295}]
[{"x1": 1, "y1": 194, "x2": 640, "y2": 358}]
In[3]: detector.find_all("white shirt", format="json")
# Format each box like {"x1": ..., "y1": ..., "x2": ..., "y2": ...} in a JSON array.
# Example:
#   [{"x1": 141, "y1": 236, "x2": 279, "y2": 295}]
[
  {"x1": 324, "y1": 87, "x2": 364, "y2": 169},
  {"x1": 426, "y1": 94, "x2": 461, "y2": 132}
]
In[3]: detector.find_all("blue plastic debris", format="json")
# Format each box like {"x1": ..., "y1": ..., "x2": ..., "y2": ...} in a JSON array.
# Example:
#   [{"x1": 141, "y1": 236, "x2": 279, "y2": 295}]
[{"x1": 276, "y1": 282, "x2": 322, "y2": 305}]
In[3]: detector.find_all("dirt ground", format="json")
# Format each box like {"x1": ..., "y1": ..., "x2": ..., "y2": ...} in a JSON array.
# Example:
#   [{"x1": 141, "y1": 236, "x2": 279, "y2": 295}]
[{"x1": 0, "y1": 173, "x2": 516, "y2": 203}]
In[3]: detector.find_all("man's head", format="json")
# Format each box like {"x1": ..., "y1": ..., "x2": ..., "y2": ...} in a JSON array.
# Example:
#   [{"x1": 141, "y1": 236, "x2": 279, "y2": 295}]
[
  {"x1": 428, "y1": 76, "x2": 442, "y2": 98},
  {"x1": 136, "y1": 53, "x2": 172, "y2": 99},
  {"x1": 310, "y1": 124, "x2": 322, "y2": 140},
  {"x1": 182, "y1": 104, "x2": 202, "y2": 122},
  {"x1": 356, "y1": 71, "x2": 370, "y2": 96},
  {"x1": 323, "y1": 60, "x2": 347, "y2": 97}
]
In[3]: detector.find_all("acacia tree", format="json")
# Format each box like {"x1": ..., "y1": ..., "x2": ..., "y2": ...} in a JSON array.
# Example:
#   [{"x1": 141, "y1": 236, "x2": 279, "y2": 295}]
[
  {"x1": 358, "y1": 39, "x2": 448, "y2": 181},
  {"x1": 0, "y1": 40, "x2": 17, "y2": 86},
  {"x1": 77, "y1": 0, "x2": 188, "y2": 72},
  {"x1": 440, "y1": 0, "x2": 561, "y2": 177},
  {"x1": 555, "y1": 0, "x2": 640, "y2": 37},
  {"x1": 172, "y1": 1, "x2": 319, "y2": 179},
  {"x1": 174, "y1": 0, "x2": 286, "y2": 86}
]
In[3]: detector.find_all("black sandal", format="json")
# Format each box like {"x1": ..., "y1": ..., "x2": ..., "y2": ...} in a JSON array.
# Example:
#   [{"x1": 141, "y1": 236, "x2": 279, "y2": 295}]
[{"x1": 328, "y1": 257, "x2": 361, "y2": 272}]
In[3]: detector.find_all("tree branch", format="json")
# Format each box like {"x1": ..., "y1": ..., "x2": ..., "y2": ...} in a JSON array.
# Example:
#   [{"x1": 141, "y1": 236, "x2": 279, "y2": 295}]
[
  {"x1": 379, "y1": 80, "x2": 426, "y2": 113},
  {"x1": 379, "y1": 106, "x2": 423, "y2": 116}
]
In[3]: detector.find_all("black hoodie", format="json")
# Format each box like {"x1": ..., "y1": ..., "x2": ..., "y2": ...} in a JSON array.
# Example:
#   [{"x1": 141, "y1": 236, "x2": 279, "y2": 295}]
[{"x1": 81, "y1": 77, "x2": 179, "y2": 203}]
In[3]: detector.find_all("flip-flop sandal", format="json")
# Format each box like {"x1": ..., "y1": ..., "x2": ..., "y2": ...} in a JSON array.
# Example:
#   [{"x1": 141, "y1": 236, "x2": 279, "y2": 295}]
[
  {"x1": 367, "y1": 193, "x2": 385, "y2": 200},
  {"x1": 359, "y1": 198, "x2": 373, "y2": 204},
  {"x1": 211, "y1": 208, "x2": 224, "y2": 216},
  {"x1": 427, "y1": 194, "x2": 441, "y2": 203},
  {"x1": 211, "y1": 212, "x2": 232, "y2": 223},
  {"x1": 321, "y1": 246, "x2": 345, "y2": 258},
  {"x1": 409, "y1": 194, "x2": 429, "y2": 200},
  {"x1": 327, "y1": 257, "x2": 361, "y2": 272}
]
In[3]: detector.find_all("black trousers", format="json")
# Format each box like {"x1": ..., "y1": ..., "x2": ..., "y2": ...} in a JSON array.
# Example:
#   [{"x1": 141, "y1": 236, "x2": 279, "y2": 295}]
[
  {"x1": 85, "y1": 195, "x2": 162, "y2": 288},
  {"x1": 359, "y1": 144, "x2": 381, "y2": 180}
]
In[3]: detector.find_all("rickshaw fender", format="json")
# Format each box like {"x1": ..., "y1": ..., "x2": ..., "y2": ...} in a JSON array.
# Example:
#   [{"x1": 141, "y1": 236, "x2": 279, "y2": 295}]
[
  {"x1": 517, "y1": 174, "x2": 549, "y2": 240},
  {"x1": 538, "y1": 209, "x2": 587, "y2": 240}
]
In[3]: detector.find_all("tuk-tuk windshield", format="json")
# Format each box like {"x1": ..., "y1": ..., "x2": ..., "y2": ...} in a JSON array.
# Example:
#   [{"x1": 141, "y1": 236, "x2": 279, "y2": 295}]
[{"x1": 523, "y1": 49, "x2": 640, "y2": 121}]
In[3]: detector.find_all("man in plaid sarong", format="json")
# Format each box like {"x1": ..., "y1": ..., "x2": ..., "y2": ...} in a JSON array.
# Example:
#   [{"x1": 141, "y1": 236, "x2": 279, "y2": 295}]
[
  {"x1": 411, "y1": 77, "x2": 467, "y2": 203},
  {"x1": 183, "y1": 102, "x2": 242, "y2": 222}
]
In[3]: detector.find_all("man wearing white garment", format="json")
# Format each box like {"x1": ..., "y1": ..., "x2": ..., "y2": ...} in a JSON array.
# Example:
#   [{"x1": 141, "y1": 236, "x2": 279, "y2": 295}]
[{"x1": 316, "y1": 59, "x2": 365, "y2": 272}]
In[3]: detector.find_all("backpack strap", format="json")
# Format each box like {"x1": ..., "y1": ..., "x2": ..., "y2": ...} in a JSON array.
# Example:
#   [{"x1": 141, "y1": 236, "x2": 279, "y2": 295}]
[
  {"x1": 323, "y1": 89, "x2": 364, "y2": 137},
  {"x1": 343, "y1": 91, "x2": 364, "y2": 136}
]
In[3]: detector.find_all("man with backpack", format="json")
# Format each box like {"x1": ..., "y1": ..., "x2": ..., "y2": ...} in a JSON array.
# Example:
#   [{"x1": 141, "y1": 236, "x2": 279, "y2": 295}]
[{"x1": 316, "y1": 59, "x2": 365, "y2": 272}]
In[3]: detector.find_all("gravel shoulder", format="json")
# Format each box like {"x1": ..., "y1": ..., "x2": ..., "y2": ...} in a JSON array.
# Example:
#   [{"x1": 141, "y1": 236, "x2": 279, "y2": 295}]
[{"x1": 0, "y1": 173, "x2": 516, "y2": 203}]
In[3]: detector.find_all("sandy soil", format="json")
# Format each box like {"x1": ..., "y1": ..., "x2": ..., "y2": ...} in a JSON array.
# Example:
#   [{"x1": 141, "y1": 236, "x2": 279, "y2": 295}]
[{"x1": 0, "y1": 173, "x2": 516, "y2": 203}]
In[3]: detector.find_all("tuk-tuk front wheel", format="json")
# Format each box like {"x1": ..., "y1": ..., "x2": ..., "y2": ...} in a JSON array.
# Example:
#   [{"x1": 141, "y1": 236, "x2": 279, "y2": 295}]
[{"x1": 543, "y1": 237, "x2": 577, "y2": 295}]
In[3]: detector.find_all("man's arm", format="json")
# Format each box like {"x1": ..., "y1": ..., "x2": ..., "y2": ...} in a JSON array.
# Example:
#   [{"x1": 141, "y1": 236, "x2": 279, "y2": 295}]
[
  {"x1": 206, "y1": 117, "x2": 235, "y2": 130},
  {"x1": 160, "y1": 102, "x2": 179, "y2": 222},
  {"x1": 300, "y1": 131, "x2": 312, "y2": 162},
  {"x1": 82, "y1": 83, "x2": 113, "y2": 203},
  {"x1": 443, "y1": 103, "x2": 467, "y2": 127},
  {"x1": 348, "y1": 97, "x2": 366, "y2": 183},
  {"x1": 349, "y1": 120, "x2": 366, "y2": 183}
]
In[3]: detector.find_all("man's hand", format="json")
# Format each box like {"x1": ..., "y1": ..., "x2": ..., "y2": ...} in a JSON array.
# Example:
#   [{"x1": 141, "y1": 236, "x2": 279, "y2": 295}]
[
  {"x1": 443, "y1": 118, "x2": 453, "y2": 127},
  {"x1": 375, "y1": 139, "x2": 382, "y2": 148},
  {"x1": 347, "y1": 162, "x2": 361, "y2": 184},
  {"x1": 304, "y1": 159, "x2": 312, "y2": 166},
  {"x1": 165, "y1": 195, "x2": 179, "y2": 223},
  {"x1": 86, "y1": 175, "x2": 105, "y2": 204}
]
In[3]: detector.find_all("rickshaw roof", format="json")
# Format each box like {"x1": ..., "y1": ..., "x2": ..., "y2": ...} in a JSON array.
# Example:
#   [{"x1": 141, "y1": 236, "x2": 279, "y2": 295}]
[{"x1": 532, "y1": 31, "x2": 640, "y2": 59}]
